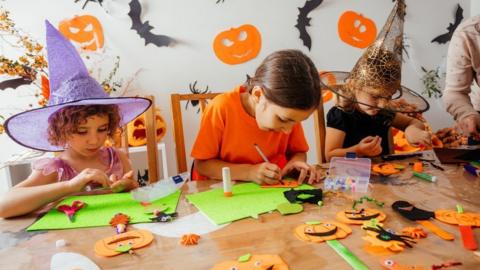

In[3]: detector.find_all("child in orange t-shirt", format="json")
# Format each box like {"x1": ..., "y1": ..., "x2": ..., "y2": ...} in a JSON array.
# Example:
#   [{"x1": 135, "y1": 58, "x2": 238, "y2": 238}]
[{"x1": 191, "y1": 50, "x2": 323, "y2": 184}]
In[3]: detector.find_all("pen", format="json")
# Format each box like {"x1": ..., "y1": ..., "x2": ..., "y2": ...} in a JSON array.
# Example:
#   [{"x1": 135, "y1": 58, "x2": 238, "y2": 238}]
[{"x1": 254, "y1": 143, "x2": 270, "y2": 163}]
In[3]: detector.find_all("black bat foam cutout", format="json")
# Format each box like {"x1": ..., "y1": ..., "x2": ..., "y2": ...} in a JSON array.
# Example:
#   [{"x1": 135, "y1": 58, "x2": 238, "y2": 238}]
[
  {"x1": 0, "y1": 78, "x2": 33, "y2": 90},
  {"x1": 431, "y1": 4, "x2": 464, "y2": 44},
  {"x1": 128, "y1": 0, "x2": 174, "y2": 47},
  {"x1": 295, "y1": 0, "x2": 323, "y2": 51}
]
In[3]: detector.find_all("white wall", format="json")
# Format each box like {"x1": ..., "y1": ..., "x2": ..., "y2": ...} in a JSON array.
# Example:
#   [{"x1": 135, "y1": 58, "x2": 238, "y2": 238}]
[{"x1": 0, "y1": 0, "x2": 471, "y2": 177}]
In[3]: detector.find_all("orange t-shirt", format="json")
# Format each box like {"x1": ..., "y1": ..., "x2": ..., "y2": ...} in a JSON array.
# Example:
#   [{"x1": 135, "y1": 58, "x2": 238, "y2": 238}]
[{"x1": 191, "y1": 86, "x2": 309, "y2": 175}]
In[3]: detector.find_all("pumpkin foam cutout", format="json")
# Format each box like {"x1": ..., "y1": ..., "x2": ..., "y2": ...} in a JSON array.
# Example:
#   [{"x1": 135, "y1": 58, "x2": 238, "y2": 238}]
[
  {"x1": 127, "y1": 109, "x2": 167, "y2": 146},
  {"x1": 319, "y1": 71, "x2": 336, "y2": 104},
  {"x1": 94, "y1": 229, "x2": 154, "y2": 257},
  {"x1": 58, "y1": 15, "x2": 104, "y2": 51},
  {"x1": 372, "y1": 163, "x2": 404, "y2": 176},
  {"x1": 211, "y1": 254, "x2": 289, "y2": 270},
  {"x1": 213, "y1": 24, "x2": 261, "y2": 65},
  {"x1": 435, "y1": 210, "x2": 480, "y2": 226},
  {"x1": 294, "y1": 221, "x2": 352, "y2": 243},
  {"x1": 337, "y1": 208, "x2": 386, "y2": 225},
  {"x1": 338, "y1": 11, "x2": 377, "y2": 49}
]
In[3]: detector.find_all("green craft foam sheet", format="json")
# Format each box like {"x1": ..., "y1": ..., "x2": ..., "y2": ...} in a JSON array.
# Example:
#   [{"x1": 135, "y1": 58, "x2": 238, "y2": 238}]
[
  {"x1": 186, "y1": 183, "x2": 313, "y2": 225},
  {"x1": 27, "y1": 191, "x2": 181, "y2": 231}
]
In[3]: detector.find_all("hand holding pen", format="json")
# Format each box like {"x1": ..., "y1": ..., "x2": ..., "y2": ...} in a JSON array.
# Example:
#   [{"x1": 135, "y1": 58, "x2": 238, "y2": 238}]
[{"x1": 252, "y1": 143, "x2": 282, "y2": 185}]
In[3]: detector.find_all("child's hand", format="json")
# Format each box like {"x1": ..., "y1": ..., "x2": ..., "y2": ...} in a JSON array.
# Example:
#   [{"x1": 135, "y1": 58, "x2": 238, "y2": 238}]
[
  {"x1": 356, "y1": 136, "x2": 382, "y2": 157},
  {"x1": 68, "y1": 168, "x2": 110, "y2": 192},
  {"x1": 249, "y1": 162, "x2": 281, "y2": 185},
  {"x1": 405, "y1": 126, "x2": 432, "y2": 147},
  {"x1": 109, "y1": 171, "x2": 139, "y2": 193},
  {"x1": 281, "y1": 161, "x2": 323, "y2": 184}
]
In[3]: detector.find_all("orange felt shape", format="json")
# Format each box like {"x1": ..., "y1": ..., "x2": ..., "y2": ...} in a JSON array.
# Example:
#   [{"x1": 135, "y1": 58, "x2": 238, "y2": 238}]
[
  {"x1": 380, "y1": 259, "x2": 426, "y2": 270},
  {"x1": 400, "y1": 227, "x2": 427, "y2": 239},
  {"x1": 94, "y1": 229, "x2": 154, "y2": 257},
  {"x1": 127, "y1": 109, "x2": 167, "y2": 146},
  {"x1": 261, "y1": 180, "x2": 299, "y2": 188},
  {"x1": 338, "y1": 11, "x2": 377, "y2": 49},
  {"x1": 211, "y1": 254, "x2": 289, "y2": 270},
  {"x1": 58, "y1": 15, "x2": 104, "y2": 51},
  {"x1": 336, "y1": 209, "x2": 386, "y2": 225},
  {"x1": 372, "y1": 163, "x2": 402, "y2": 176},
  {"x1": 180, "y1": 234, "x2": 200, "y2": 246},
  {"x1": 213, "y1": 24, "x2": 261, "y2": 65},
  {"x1": 294, "y1": 221, "x2": 352, "y2": 243},
  {"x1": 435, "y1": 210, "x2": 480, "y2": 226},
  {"x1": 363, "y1": 230, "x2": 407, "y2": 252}
]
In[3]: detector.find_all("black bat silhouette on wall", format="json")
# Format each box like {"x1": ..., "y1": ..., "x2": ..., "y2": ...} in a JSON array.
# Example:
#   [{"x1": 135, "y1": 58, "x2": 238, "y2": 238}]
[
  {"x1": 431, "y1": 4, "x2": 464, "y2": 44},
  {"x1": 128, "y1": 0, "x2": 174, "y2": 47},
  {"x1": 295, "y1": 0, "x2": 323, "y2": 51},
  {"x1": 0, "y1": 78, "x2": 33, "y2": 90}
]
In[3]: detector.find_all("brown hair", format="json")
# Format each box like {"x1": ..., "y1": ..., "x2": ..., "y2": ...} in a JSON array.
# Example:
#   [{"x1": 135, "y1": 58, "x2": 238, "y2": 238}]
[
  {"x1": 47, "y1": 104, "x2": 121, "y2": 146},
  {"x1": 244, "y1": 50, "x2": 321, "y2": 110}
]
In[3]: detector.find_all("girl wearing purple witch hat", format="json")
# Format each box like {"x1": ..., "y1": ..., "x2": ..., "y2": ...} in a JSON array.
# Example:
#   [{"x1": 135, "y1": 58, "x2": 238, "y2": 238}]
[{"x1": 0, "y1": 21, "x2": 151, "y2": 218}]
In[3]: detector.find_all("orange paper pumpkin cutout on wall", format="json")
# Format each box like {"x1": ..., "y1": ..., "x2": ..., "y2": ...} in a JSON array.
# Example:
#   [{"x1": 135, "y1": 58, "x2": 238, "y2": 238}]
[
  {"x1": 127, "y1": 109, "x2": 167, "y2": 147},
  {"x1": 213, "y1": 24, "x2": 261, "y2": 65},
  {"x1": 338, "y1": 11, "x2": 377, "y2": 49},
  {"x1": 59, "y1": 15, "x2": 104, "y2": 51},
  {"x1": 294, "y1": 221, "x2": 352, "y2": 243},
  {"x1": 319, "y1": 71, "x2": 336, "y2": 104},
  {"x1": 212, "y1": 254, "x2": 289, "y2": 270},
  {"x1": 94, "y1": 229, "x2": 154, "y2": 257},
  {"x1": 337, "y1": 208, "x2": 386, "y2": 225}
]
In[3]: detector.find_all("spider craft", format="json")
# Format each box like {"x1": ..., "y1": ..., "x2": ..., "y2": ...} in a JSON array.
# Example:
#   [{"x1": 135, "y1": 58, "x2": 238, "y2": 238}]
[
  {"x1": 363, "y1": 225, "x2": 416, "y2": 252},
  {"x1": 185, "y1": 81, "x2": 210, "y2": 113}
]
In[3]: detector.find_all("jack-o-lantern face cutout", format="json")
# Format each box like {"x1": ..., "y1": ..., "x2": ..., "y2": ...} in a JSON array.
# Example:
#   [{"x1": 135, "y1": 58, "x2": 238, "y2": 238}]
[
  {"x1": 294, "y1": 221, "x2": 352, "y2": 243},
  {"x1": 127, "y1": 109, "x2": 167, "y2": 146},
  {"x1": 338, "y1": 11, "x2": 377, "y2": 49},
  {"x1": 59, "y1": 15, "x2": 104, "y2": 51},
  {"x1": 94, "y1": 230, "x2": 154, "y2": 257},
  {"x1": 213, "y1": 24, "x2": 262, "y2": 65},
  {"x1": 337, "y1": 208, "x2": 386, "y2": 225},
  {"x1": 319, "y1": 71, "x2": 336, "y2": 104},
  {"x1": 211, "y1": 254, "x2": 289, "y2": 270},
  {"x1": 435, "y1": 210, "x2": 480, "y2": 226}
]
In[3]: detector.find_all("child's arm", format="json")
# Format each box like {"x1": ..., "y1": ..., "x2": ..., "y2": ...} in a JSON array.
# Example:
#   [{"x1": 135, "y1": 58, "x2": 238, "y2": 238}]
[
  {"x1": 392, "y1": 113, "x2": 432, "y2": 147},
  {"x1": 195, "y1": 159, "x2": 281, "y2": 185},
  {"x1": 281, "y1": 152, "x2": 323, "y2": 184},
  {"x1": 0, "y1": 168, "x2": 109, "y2": 218},
  {"x1": 325, "y1": 127, "x2": 382, "y2": 161}
]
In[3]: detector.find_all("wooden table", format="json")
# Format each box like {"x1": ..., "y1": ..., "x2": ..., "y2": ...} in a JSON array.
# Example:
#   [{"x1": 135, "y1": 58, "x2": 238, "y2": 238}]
[{"x1": 1, "y1": 155, "x2": 479, "y2": 270}]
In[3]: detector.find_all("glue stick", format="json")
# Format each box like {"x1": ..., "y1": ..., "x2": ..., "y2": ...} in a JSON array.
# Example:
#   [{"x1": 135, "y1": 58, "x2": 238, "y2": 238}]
[
  {"x1": 223, "y1": 167, "x2": 232, "y2": 197},
  {"x1": 413, "y1": 171, "x2": 436, "y2": 182}
]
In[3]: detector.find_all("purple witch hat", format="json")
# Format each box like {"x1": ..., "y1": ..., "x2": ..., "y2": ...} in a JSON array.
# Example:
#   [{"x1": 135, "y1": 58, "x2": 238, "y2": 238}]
[{"x1": 5, "y1": 21, "x2": 151, "y2": 151}]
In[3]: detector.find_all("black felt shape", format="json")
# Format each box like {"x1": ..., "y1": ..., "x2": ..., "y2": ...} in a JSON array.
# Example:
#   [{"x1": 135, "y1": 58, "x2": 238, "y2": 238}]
[
  {"x1": 392, "y1": 200, "x2": 434, "y2": 221},
  {"x1": 305, "y1": 226, "x2": 337, "y2": 237},
  {"x1": 431, "y1": 4, "x2": 464, "y2": 44},
  {"x1": 364, "y1": 225, "x2": 416, "y2": 248},
  {"x1": 128, "y1": 0, "x2": 174, "y2": 47},
  {"x1": 284, "y1": 188, "x2": 322, "y2": 204},
  {"x1": 294, "y1": 0, "x2": 323, "y2": 50}
]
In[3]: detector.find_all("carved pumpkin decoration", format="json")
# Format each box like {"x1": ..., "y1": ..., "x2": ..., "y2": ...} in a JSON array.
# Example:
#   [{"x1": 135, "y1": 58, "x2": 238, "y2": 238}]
[
  {"x1": 94, "y1": 229, "x2": 154, "y2": 257},
  {"x1": 294, "y1": 221, "x2": 352, "y2": 243},
  {"x1": 372, "y1": 163, "x2": 404, "y2": 176},
  {"x1": 338, "y1": 11, "x2": 377, "y2": 49},
  {"x1": 58, "y1": 15, "x2": 104, "y2": 51},
  {"x1": 212, "y1": 254, "x2": 289, "y2": 270},
  {"x1": 337, "y1": 208, "x2": 386, "y2": 225},
  {"x1": 435, "y1": 210, "x2": 480, "y2": 226},
  {"x1": 319, "y1": 71, "x2": 336, "y2": 104},
  {"x1": 213, "y1": 24, "x2": 262, "y2": 65},
  {"x1": 127, "y1": 109, "x2": 167, "y2": 146}
]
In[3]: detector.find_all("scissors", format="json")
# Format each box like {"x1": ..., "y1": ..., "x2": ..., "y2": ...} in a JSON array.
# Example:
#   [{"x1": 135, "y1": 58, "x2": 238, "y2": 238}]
[{"x1": 57, "y1": 200, "x2": 85, "y2": 222}]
